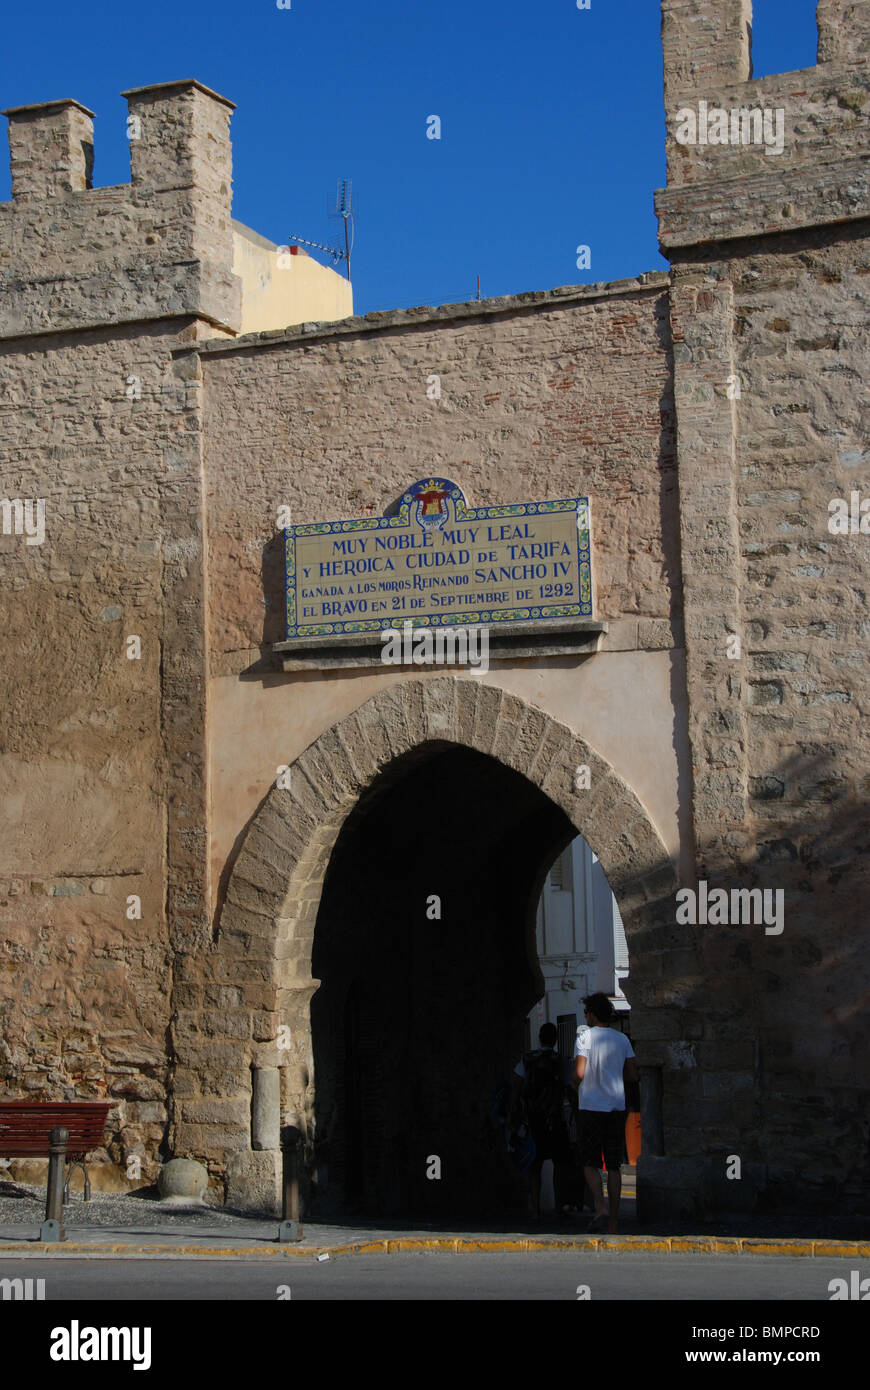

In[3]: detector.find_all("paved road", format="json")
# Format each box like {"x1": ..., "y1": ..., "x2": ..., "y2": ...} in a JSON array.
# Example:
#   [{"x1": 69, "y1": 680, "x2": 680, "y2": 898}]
[{"x1": 2, "y1": 1252, "x2": 865, "y2": 1300}]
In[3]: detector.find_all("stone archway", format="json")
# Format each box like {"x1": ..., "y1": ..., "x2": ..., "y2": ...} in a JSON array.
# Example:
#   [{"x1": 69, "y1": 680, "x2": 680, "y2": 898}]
[{"x1": 172, "y1": 677, "x2": 694, "y2": 1215}]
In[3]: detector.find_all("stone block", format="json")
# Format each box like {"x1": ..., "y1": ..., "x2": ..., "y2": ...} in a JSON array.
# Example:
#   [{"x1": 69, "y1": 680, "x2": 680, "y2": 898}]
[
  {"x1": 470, "y1": 683, "x2": 504, "y2": 753},
  {"x1": 636, "y1": 1154, "x2": 712, "y2": 1222},
  {"x1": 707, "y1": 1159, "x2": 768, "y2": 1212},
  {"x1": 225, "y1": 1148, "x2": 283, "y2": 1217},
  {"x1": 252, "y1": 1010, "x2": 279, "y2": 1042},
  {"x1": 179, "y1": 1098, "x2": 249, "y2": 1127}
]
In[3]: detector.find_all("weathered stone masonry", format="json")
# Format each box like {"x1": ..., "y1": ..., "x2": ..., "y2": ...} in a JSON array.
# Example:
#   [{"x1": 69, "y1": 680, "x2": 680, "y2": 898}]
[
  {"x1": 1, "y1": 5, "x2": 868, "y2": 1219},
  {"x1": 0, "y1": 81, "x2": 239, "y2": 1184},
  {"x1": 659, "y1": 0, "x2": 870, "y2": 1195}
]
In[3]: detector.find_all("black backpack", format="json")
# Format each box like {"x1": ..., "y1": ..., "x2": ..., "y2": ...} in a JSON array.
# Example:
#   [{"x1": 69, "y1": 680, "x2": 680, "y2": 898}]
[{"x1": 522, "y1": 1048, "x2": 564, "y2": 1130}]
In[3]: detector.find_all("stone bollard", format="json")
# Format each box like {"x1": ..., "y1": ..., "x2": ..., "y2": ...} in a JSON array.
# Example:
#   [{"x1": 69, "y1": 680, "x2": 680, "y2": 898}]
[
  {"x1": 41, "y1": 1125, "x2": 68, "y2": 1242},
  {"x1": 158, "y1": 1158, "x2": 208, "y2": 1204},
  {"x1": 252, "y1": 1066, "x2": 281, "y2": 1151},
  {"x1": 277, "y1": 1125, "x2": 303, "y2": 1243}
]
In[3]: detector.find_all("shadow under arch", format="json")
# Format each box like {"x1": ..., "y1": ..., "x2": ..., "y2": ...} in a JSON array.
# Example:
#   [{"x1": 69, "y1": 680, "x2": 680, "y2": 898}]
[
  {"x1": 308, "y1": 740, "x2": 580, "y2": 1219},
  {"x1": 174, "y1": 676, "x2": 691, "y2": 1216}
]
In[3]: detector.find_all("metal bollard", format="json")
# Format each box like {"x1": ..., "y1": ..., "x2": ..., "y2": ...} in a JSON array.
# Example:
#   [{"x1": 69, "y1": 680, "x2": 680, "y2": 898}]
[
  {"x1": 277, "y1": 1125, "x2": 303, "y2": 1243},
  {"x1": 41, "y1": 1125, "x2": 68, "y2": 1242}
]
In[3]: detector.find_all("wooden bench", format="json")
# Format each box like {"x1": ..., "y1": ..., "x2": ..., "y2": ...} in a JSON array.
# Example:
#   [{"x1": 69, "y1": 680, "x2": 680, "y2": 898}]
[{"x1": 0, "y1": 1102, "x2": 113, "y2": 1203}]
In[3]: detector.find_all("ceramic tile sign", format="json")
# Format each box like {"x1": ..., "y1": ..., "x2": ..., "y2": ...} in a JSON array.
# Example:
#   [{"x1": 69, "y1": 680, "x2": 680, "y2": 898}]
[{"x1": 284, "y1": 477, "x2": 592, "y2": 640}]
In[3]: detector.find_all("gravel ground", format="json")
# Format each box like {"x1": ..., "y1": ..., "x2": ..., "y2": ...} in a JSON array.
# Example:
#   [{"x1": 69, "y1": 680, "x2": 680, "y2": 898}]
[
  {"x1": 0, "y1": 1179, "x2": 271, "y2": 1236},
  {"x1": 0, "y1": 1178, "x2": 596, "y2": 1244}
]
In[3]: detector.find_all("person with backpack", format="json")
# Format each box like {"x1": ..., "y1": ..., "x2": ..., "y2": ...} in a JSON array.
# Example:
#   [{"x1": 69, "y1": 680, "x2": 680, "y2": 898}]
[
  {"x1": 510, "y1": 1022, "x2": 572, "y2": 1220},
  {"x1": 573, "y1": 992, "x2": 639, "y2": 1234}
]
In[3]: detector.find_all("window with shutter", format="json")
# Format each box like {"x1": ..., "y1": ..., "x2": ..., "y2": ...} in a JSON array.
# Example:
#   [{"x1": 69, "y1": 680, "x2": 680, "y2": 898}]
[{"x1": 549, "y1": 847, "x2": 571, "y2": 891}]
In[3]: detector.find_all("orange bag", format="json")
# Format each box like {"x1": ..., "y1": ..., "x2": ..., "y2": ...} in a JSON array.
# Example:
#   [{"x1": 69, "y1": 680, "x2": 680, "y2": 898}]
[{"x1": 625, "y1": 1111, "x2": 642, "y2": 1166}]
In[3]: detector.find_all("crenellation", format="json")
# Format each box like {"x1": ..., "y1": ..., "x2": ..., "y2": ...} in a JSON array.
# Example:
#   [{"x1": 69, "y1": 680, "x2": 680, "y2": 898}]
[
  {"x1": 122, "y1": 81, "x2": 235, "y2": 195},
  {"x1": 661, "y1": 0, "x2": 754, "y2": 108},
  {"x1": 0, "y1": 81, "x2": 241, "y2": 338},
  {"x1": 3, "y1": 98, "x2": 95, "y2": 200},
  {"x1": 817, "y1": 0, "x2": 870, "y2": 64},
  {"x1": 659, "y1": 1, "x2": 870, "y2": 247}
]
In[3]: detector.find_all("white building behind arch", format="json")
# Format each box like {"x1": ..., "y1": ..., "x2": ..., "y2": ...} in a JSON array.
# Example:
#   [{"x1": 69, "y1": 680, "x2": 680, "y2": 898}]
[{"x1": 527, "y1": 836, "x2": 630, "y2": 1065}]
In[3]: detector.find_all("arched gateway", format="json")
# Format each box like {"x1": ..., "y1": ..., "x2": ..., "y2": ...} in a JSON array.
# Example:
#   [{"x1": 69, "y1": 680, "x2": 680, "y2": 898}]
[{"x1": 172, "y1": 677, "x2": 693, "y2": 1217}]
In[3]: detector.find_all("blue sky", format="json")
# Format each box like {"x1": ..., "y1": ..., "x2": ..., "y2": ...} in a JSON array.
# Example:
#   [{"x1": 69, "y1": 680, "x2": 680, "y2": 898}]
[{"x1": 1, "y1": 0, "x2": 820, "y2": 316}]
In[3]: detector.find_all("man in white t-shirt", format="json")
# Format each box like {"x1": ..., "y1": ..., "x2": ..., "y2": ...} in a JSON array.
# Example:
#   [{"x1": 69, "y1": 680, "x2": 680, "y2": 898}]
[{"x1": 573, "y1": 992, "x2": 638, "y2": 1233}]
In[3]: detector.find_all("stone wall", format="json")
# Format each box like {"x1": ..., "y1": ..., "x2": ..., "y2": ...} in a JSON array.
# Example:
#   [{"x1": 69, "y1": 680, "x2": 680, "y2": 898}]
[
  {"x1": 199, "y1": 277, "x2": 677, "y2": 662},
  {"x1": 659, "y1": 0, "x2": 870, "y2": 1204},
  {"x1": 2, "y1": 1, "x2": 869, "y2": 1218},
  {"x1": 0, "y1": 80, "x2": 237, "y2": 1183},
  {"x1": 672, "y1": 227, "x2": 870, "y2": 1194},
  {"x1": 197, "y1": 276, "x2": 685, "y2": 922},
  {"x1": 0, "y1": 322, "x2": 181, "y2": 1184}
]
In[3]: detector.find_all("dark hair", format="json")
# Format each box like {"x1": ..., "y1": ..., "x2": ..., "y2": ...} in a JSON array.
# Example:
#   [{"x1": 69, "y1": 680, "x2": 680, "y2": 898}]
[
  {"x1": 583, "y1": 992, "x2": 613, "y2": 1023},
  {"x1": 539, "y1": 1022, "x2": 558, "y2": 1046}
]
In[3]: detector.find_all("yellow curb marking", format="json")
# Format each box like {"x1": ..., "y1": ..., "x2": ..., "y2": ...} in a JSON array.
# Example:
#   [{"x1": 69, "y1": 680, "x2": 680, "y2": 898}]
[
  {"x1": 742, "y1": 1239, "x2": 813, "y2": 1256},
  {"x1": 0, "y1": 1235, "x2": 867, "y2": 1258}
]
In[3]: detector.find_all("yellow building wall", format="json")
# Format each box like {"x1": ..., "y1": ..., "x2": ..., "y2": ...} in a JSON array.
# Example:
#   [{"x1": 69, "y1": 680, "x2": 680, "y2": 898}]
[{"x1": 232, "y1": 220, "x2": 353, "y2": 335}]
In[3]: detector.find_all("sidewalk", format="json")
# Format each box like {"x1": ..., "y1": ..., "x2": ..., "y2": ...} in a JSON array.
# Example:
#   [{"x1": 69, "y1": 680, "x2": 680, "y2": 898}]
[{"x1": 1, "y1": 1177, "x2": 868, "y2": 1259}]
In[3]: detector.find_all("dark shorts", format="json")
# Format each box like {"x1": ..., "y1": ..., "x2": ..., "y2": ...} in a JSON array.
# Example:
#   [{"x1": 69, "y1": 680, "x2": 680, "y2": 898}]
[
  {"x1": 530, "y1": 1120, "x2": 571, "y2": 1165},
  {"x1": 578, "y1": 1109, "x2": 626, "y2": 1170}
]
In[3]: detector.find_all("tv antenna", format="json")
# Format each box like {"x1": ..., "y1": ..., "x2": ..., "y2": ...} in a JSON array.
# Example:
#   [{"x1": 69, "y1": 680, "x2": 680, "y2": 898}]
[
  {"x1": 283, "y1": 233, "x2": 347, "y2": 266},
  {"x1": 286, "y1": 179, "x2": 355, "y2": 280},
  {"x1": 328, "y1": 179, "x2": 355, "y2": 281}
]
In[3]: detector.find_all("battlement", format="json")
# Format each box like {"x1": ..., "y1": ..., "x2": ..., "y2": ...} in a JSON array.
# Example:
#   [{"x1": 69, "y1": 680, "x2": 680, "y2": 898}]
[
  {"x1": 817, "y1": 0, "x2": 870, "y2": 65},
  {"x1": 657, "y1": 0, "x2": 870, "y2": 250},
  {"x1": 3, "y1": 97, "x2": 96, "y2": 199},
  {"x1": 0, "y1": 80, "x2": 241, "y2": 338}
]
